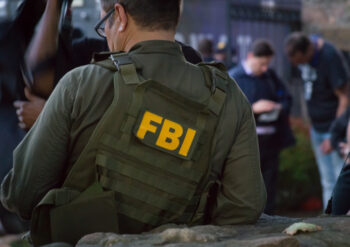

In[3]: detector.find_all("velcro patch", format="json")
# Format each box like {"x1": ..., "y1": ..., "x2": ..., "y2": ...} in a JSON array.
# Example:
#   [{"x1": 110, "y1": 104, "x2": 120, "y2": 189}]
[{"x1": 133, "y1": 110, "x2": 200, "y2": 160}]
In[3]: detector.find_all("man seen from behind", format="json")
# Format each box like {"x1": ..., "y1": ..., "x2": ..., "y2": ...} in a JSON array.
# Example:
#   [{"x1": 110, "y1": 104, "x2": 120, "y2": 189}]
[{"x1": 1, "y1": 0, "x2": 266, "y2": 245}]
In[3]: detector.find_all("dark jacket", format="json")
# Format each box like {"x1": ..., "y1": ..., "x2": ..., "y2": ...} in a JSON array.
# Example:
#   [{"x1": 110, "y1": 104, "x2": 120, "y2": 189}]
[
  {"x1": 54, "y1": 35, "x2": 202, "y2": 86},
  {"x1": 0, "y1": 0, "x2": 46, "y2": 180},
  {"x1": 229, "y1": 64, "x2": 295, "y2": 155},
  {"x1": 329, "y1": 162, "x2": 350, "y2": 215},
  {"x1": 330, "y1": 107, "x2": 350, "y2": 154}
]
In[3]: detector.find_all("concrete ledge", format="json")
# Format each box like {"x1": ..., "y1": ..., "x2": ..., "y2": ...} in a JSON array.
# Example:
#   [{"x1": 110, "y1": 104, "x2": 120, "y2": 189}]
[{"x1": 76, "y1": 215, "x2": 350, "y2": 247}]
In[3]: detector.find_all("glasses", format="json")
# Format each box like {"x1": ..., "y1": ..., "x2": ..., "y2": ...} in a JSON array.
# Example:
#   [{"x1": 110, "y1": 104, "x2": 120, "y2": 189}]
[{"x1": 94, "y1": 8, "x2": 115, "y2": 38}]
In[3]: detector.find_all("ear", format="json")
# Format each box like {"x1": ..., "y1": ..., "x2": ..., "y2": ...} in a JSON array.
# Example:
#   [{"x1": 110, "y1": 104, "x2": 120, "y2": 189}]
[{"x1": 114, "y1": 3, "x2": 128, "y2": 32}]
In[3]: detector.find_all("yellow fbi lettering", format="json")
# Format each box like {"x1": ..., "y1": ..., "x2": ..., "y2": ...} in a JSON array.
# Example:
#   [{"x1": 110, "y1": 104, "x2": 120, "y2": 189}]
[{"x1": 136, "y1": 111, "x2": 197, "y2": 157}]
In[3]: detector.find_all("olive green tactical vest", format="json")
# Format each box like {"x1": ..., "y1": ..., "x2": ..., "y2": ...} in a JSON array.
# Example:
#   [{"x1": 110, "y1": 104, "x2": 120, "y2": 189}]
[{"x1": 30, "y1": 52, "x2": 228, "y2": 246}]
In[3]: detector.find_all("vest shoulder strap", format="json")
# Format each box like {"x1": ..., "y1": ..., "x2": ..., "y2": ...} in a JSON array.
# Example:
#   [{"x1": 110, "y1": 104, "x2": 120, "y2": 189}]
[
  {"x1": 199, "y1": 61, "x2": 227, "y2": 72},
  {"x1": 110, "y1": 53, "x2": 141, "y2": 85},
  {"x1": 62, "y1": 54, "x2": 140, "y2": 190},
  {"x1": 198, "y1": 63, "x2": 228, "y2": 93}
]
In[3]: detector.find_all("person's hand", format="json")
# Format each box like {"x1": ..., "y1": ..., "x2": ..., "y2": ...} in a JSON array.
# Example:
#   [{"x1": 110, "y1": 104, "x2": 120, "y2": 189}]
[
  {"x1": 347, "y1": 210, "x2": 350, "y2": 216},
  {"x1": 252, "y1": 100, "x2": 281, "y2": 114},
  {"x1": 13, "y1": 88, "x2": 46, "y2": 130},
  {"x1": 321, "y1": 139, "x2": 333, "y2": 155}
]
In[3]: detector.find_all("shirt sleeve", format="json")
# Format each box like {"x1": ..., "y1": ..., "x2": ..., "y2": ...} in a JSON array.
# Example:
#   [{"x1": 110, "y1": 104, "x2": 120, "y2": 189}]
[
  {"x1": 328, "y1": 48, "x2": 349, "y2": 90},
  {"x1": 0, "y1": 71, "x2": 78, "y2": 219},
  {"x1": 212, "y1": 96, "x2": 266, "y2": 225}
]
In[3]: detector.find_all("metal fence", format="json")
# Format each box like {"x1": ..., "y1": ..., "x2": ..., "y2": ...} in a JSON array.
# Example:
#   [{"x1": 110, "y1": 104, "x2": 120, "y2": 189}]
[
  {"x1": 177, "y1": 0, "x2": 302, "y2": 80},
  {"x1": 0, "y1": 0, "x2": 101, "y2": 38},
  {"x1": 0, "y1": 0, "x2": 19, "y2": 19},
  {"x1": 2, "y1": 0, "x2": 302, "y2": 78},
  {"x1": 177, "y1": 0, "x2": 304, "y2": 116},
  {"x1": 2, "y1": 0, "x2": 304, "y2": 116}
]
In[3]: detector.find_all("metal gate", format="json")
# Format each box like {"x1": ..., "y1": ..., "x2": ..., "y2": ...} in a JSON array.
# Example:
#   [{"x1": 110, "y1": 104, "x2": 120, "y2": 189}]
[
  {"x1": 3, "y1": 0, "x2": 302, "y2": 80},
  {"x1": 177, "y1": 0, "x2": 301, "y2": 80}
]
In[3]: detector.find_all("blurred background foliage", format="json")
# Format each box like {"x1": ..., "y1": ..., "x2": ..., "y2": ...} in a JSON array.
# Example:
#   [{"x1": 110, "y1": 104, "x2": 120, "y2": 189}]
[{"x1": 276, "y1": 118, "x2": 323, "y2": 214}]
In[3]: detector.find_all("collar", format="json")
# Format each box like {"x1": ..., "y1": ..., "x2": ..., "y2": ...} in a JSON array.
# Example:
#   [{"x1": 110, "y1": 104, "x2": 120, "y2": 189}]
[
  {"x1": 310, "y1": 41, "x2": 320, "y2": 67},
  {"x1": 92, "y1": 40, "x2": 186, "y2": 67},
  {"x1": 309, "y1": 36, "x2": 323, "y2": 67},
  {"x1": 242, "y1": 61, "x2": 254, "y2": 76},
  {"x1": 128, "y1": 40, "x2": 185, "y2": 61}
]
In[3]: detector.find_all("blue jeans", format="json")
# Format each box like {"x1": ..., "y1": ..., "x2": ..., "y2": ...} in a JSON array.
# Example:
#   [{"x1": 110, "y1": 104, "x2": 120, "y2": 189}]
[{"x1": 310, "y1": 128, "x2": 344, "y2": 208}]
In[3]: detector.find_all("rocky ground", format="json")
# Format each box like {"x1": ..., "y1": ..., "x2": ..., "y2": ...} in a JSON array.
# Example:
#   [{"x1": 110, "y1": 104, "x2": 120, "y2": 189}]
[
  {"x1": 76, "y1": 215, "x2": 350, "y2": 247},
  {"x1": 2, "y1": 215, "x2": 350, "y2": 247}
]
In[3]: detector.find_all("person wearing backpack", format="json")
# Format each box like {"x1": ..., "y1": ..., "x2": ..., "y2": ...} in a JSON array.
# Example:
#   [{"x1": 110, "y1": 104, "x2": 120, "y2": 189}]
[{"x1": 1, "y1": 0, "x2": 266, "y2": 245}]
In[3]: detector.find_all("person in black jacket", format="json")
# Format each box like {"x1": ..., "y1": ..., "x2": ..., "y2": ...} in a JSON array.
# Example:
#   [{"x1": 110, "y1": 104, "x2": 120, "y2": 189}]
[
  {"x1": 0, "y1": 0, "x2": 47, "y2": 233},
  {"x1": 330, "y1": 107, "x2": 350, "y2": 158},
  {"x1": 229, "y1": 39, "x2": 295, "y2": 214},
  {"x1": 327, "y1": 118, "x2": 350, "y2": 215},
  {"x1": 331, "y1": 160, "x2": 350, "y2": 215},
  {"x1": 328, "y1": 87, "x2": 350, "y2": 215}
]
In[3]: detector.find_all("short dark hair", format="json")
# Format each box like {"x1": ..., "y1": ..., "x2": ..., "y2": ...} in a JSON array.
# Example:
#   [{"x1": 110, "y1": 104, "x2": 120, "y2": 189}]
[
  {"x1": 251, "y1": 39, "x2": 275, "y2": 57},
  {"x1": 285, "y1": 32, "x2": 312, "y2": 57},
  {"x1": 101, "y1": 0, "x2": 182, "y2": 31},
  {"x1": 198, "y1": 39, "x2": 213, "y2": 56}
]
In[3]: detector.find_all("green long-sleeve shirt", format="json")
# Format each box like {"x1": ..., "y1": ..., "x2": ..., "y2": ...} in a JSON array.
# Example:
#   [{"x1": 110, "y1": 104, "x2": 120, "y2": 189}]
[{"x1": 1, "y1": 40, "x2": 266, "y2": 226}]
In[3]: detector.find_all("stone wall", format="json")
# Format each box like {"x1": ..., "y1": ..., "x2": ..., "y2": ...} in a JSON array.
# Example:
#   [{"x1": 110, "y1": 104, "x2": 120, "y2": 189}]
[
  {"x1": 302, "y1": 0, "x2": 350, "y2": 50},
  {"x1": 4, "y1": 215, "x2": 350, "y2": 246},
  {"x1": 76, "y1": 215, "x2": 350, "y2": 247}
]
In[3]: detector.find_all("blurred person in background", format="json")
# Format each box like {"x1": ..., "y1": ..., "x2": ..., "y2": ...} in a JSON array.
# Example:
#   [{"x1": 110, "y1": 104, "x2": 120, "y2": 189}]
[
  {"x1": 327, "y1": 118, "x2": 350, "y2": 216},
  {"x1": 330, "y1": 107, "x2": 350, "y2": 159},
  {"x1": 0, "y1": 0, "x2": 118, "y2": 233},
  {"x1": 213, "y1": 41, "x2": 227, "y2": 64},
  {"x1": 15, "y1": 0, "x2": 202, "y2": 131},
  {"x1": 13, "y1": 0, "x2": 109, "y2": 131},
  {"x1": 285, "y1": 32, "x2": 349, "y2": 209},
  {"x1": 0, "y1": 0, "x2": 48, "y2": 234},
  {"x1": 327, "y1": 87, "x2": 350, "y2": 215},
  {"x1": 229, "y1": 39, "x2": 295, "y2": 214},
  {"x1": 213, "y1": 41, "x2": 236, "y2": 70},
  {"x1": 198, "y1": 38, "x2": 214, "y2": 62}
]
